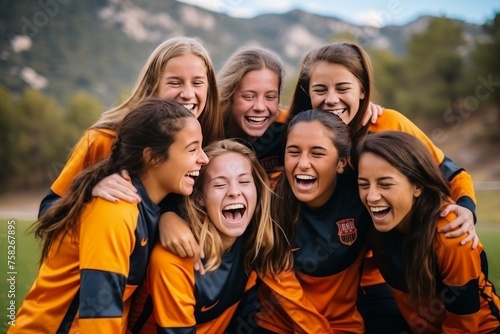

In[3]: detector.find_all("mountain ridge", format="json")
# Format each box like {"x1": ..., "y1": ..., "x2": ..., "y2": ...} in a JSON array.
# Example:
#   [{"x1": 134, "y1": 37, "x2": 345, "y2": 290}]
[{"x1": 0, "y1": 0, "x2": 487, "y2": 106}]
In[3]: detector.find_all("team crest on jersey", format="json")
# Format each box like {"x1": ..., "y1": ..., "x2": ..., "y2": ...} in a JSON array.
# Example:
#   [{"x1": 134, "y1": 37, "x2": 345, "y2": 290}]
[{"x1": 336, "y1": 218, "x2": 357, "y2": 246}]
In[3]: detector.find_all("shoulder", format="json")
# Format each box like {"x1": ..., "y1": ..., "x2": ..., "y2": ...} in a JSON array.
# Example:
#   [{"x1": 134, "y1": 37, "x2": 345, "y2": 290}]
[
  {"x1": 82, "y1": 198, "x2": 139, "y2": 230},
  {"x1": 149, "y1": 243, "x2": 193, "y2": 274},
  {"x1": 368, "y1": 108, "x2": 412, "y2": 132}
]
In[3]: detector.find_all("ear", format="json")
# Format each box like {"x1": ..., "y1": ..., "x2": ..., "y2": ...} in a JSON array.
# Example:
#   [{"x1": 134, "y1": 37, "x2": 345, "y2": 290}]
[
  {"x1": 413, "y1": 184, "x2": 423, "y2": 198},
  {"x1": 143, "y1": 147, "x2": 161, "y2": 167},
  {"x1": 359, "y1": 88, "x2": 365, "y2": 100},
  {"x1": 336, "y1": 157, "x2": 349, "y2": 174},
  {"x1": 142, "y1": 147, "x2": 153, "y2": 165},
  {"x1": 197, "y1": 196, "x2": 205, "y2": 207}
]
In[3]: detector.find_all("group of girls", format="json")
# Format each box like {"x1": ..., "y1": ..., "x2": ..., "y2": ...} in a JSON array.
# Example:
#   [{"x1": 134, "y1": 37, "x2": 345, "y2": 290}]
[{"x1": 10, "y1": 35, "x2": 500, "y2": 334}]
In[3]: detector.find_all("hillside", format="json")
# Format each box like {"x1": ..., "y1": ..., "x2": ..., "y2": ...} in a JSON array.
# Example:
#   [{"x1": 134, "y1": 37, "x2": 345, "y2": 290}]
[{"x1": 0, "y1": 0, "x2": 487, "y2": 106}]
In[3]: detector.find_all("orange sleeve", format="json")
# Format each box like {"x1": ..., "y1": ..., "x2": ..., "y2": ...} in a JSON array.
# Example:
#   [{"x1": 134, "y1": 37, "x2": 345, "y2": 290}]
[
  {"x1": 369, "y1": 109, "x2": 476, "y2": 207},
  {"x1": 258, "y1": 270, "x2": 332, "y2": 334},
  {"x1": 79, "y1": 199, "x2": 138, "y2": 333},
  {"x1": 148, "y1": 243, "x2": 197, "y2": 329},
  {"x1": 436, "y1": 214, "x2": 482, "y2": 332},
  {"x1": 51, "y1": 128, "x2": 116, "y2": 196}
]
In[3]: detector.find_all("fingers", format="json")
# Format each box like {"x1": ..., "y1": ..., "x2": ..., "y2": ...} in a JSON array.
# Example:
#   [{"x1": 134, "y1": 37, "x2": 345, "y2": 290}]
[
  {"x1": 120, "y1": 169, "x2": 131, "y2": 181},
  {"x1": 471, "y1": 235, "x2": 480, "y2": 250},
  {"x1": 195, "y1": 259, "x2": 205, "y2": 275},
  {"x1": 92, "y1": 173, "x2": 140, "y2": 203}
]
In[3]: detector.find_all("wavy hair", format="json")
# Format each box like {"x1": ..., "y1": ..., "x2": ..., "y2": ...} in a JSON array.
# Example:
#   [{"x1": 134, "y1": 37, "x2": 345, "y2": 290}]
[
  {"x1": 35, "y1": 99, "x2": 194, "y2": 262},
  {"x1": 93, "y1": 36, "x2": 223, "y2": 145},
  {"x1": 357, "y1": 131, "x2": 451, "y2": 305},
  {"x1": 183, "y1": 139, "x2": 292, "y2": 276}
]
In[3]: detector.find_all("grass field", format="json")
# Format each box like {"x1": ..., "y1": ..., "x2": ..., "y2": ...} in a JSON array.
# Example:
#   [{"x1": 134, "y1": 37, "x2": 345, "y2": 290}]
[{"x1": 0, "y1": 190, "x2": 499, "y2": 331}]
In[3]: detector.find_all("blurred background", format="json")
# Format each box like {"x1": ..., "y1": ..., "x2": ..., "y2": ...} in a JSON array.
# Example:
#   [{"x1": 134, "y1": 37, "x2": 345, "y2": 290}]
[
  {"x1": 0, "y1": 0, "x2": 499, "y2": 329},
  {"x1": 0, "y1": 0, "x2": 499, "y2": 195}
]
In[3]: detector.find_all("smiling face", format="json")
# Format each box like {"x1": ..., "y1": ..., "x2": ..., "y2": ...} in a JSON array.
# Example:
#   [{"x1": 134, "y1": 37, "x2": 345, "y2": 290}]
[
  {"x1": 358, "y1": 152, "x2": 422, "y2": 233},
  {"x1": 309, "y1": 61, "x2": 365, "y2": 125},
  {"x1": 156, "y1": 53, "x2": 208, "y2": 118},
  {"x1": 149, "y1": 117, "x2": 208, "y2": 198},
  {"x1": 285, "y1": 120, "x2": 347, "y2": 208},
  {"x1": 200, "y1": 152, "x2": 257, "y2": 250},
  {"x1": 229, "y1": 68, "x2": 280, "y2": 139}
]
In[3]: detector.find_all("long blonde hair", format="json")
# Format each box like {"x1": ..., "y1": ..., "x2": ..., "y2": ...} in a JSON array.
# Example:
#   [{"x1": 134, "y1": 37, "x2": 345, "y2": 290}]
[
  {"x1": 93, "y1": 36, "x2": 223, "y2": 145},
  {"x1": 183, "y1": 139, "x2": 291, "y2": 276}
]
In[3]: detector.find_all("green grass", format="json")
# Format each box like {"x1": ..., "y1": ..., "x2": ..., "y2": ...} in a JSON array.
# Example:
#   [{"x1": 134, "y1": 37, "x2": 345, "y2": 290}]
[{"x1": 0, "y1": 190, "x2": 498, "y2": 332}]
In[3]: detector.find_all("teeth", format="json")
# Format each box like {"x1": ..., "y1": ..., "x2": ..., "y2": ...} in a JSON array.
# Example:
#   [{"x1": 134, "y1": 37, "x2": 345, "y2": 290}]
[
  {"x1": 183, "y1": 104, "x2": 195, "y2": 111},
  {"x1": 247, "y1": 116, "x2": 267, "y2": 122},
  {"x1": 186, "y1": 170, "x2": 199, "y2": 177},
  {"x1": 223, "y1": 203, "x2": 245, "y2": 210},
  {"x1": 327, "y1": 108, "x2": 346, "y2": 116},
  {"x1": 296, "y1": 174, "x2": 316, "y2": 180},
  {"x1": 370, "y1": 206, "x2": 389, "y2": 212}
]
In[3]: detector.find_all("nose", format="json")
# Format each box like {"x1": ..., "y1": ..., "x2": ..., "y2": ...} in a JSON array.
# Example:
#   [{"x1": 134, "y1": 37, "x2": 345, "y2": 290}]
[
  {"x1": 227, "y1": 182, "x2": 242, "y2": 197},
  {"x1": 297, "y1": 154, "x2": 311, "y2": 170},
  {"x1": 180, "y1": 84, "x2": 195, "y2": 100},
  {"x1": 252, "y1": 96, "x2": 265, "y2": 112},
  {"x1": 366, "y1": 185, "x2": 381, "y2": 203},
  {"x1": 325, "y1": 89, "x2": 340, "y2": 105},
  {"x1": 198, "y1": 149, "x2": 209, "y2": 165}
]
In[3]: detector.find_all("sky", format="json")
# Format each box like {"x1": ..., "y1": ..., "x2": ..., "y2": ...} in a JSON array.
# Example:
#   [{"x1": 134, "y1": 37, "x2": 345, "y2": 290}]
[{"x1": 176, "y1": 0, "x2": 500, "y2": 27}]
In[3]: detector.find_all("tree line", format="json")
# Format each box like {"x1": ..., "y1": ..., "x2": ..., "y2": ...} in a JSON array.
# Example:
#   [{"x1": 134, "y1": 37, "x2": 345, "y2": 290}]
[{"x1": 1, "y1": 14, "x2": 499, "y2": 192}]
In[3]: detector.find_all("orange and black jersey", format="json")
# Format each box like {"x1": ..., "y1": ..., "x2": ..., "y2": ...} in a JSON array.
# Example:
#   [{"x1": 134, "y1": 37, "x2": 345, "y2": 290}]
[
  {"x1": 368, "y1": 109, "x2": 476, "y2": 215},
  {"x1": 374, "y1": 213, "x2": 500, "y2": 333},
  {"x1": 129, "y1": 234, "x2": 256, "y2": 334},
  {"x1": 9, "y1": 178, "x2": 161, "y2": 334},
  {"x1": 258, "y1": 167, "x2": 371, "y2": 333},
  {"x1": 362, "y1": 108, "x2": 477, "y2": 288}
]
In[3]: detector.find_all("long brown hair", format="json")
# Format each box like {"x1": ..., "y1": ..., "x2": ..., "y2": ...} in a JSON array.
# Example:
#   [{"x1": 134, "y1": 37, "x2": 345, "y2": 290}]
[
  {"x1": 93, "y1": 36, "x2": 223, "y2": 145},
  {"x1": 35, "y1": 99, "x2": 195, "y2": 262},
  {"x1": 273, "y1": 110, "x2": 351, "y2": 257},
  {"x1": 288, "y1": 42, "x2": 374, "y2": 146},
  {"x1": 183, "y1": 139, "x2": 292, "y2": 276},
  {"x1": 357, "y1": 131, "x2": 451, "y2": 305}
]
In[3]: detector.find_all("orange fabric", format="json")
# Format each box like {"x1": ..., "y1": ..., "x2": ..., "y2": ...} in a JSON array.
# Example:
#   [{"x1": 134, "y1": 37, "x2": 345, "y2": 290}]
[
  {"x1": 362, "y1": 108, "x2": 477, "y2": 288},
  {"x1": 257, "y1": 270, "x2": 332, "y2": 334},
  {"x1": 129, "y1": 243, "x2": 256, "y2": 333},
  {"x1": 10, "y1": 199, "x2": 143, "y2": 334},
  {"x1": 51, "y1": 128, "x2": 116, "y2": 196},
  {"x1": 390, "y1": 214, "x2": 500, "y2": 333}
]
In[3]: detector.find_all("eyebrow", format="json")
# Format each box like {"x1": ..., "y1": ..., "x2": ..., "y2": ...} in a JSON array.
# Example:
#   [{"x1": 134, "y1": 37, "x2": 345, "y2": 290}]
[
  {"x1": 286, "y1": 144, "x2": 327, "y2": 151},
  {"x1": 185, "y1": 140, "x2": 201, "y2": 149}
]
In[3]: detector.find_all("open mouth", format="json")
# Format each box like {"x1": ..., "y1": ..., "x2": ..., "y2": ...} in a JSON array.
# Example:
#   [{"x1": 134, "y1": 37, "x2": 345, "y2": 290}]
[
  {"x1": 370, "y1": 206, "x2": 391, "y2": 219},
  {"x1": 327, "y1": 108, "x2": 347, "y2": 116},
  {"x1": 182, "y1": 104, "x2": 197, "y2": 113},
  {"x1": 185, "y1": 170, "x2": 200, "y2": 183},
  {"x1": 245, "y1": 116, "x2": 268, "y2": 126},
  {"x1": 222, "y1": 203, "x2": 246, "y2": 223},
  {"x1": 295, "y1": 174, "x2": 316, "y2": 191}
]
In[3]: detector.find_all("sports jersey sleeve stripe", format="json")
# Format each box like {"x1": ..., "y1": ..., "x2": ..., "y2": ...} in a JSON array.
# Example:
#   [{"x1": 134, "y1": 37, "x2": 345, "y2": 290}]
[
  {"x1": 79, "y1": 200, "x2": 137, "y2": 332},
  {"x1": 157, "y1": 325, "x2": 195, "y2": 334},
  {"x1": 80, "y1": 269, "x2": 127, "y2": 318},
  {"x1": 442, "y1": 277, "x2": 480, "y2": 315},
  {"x1": 38, "y1": 189, "x2": 61, "y2": 218}
]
